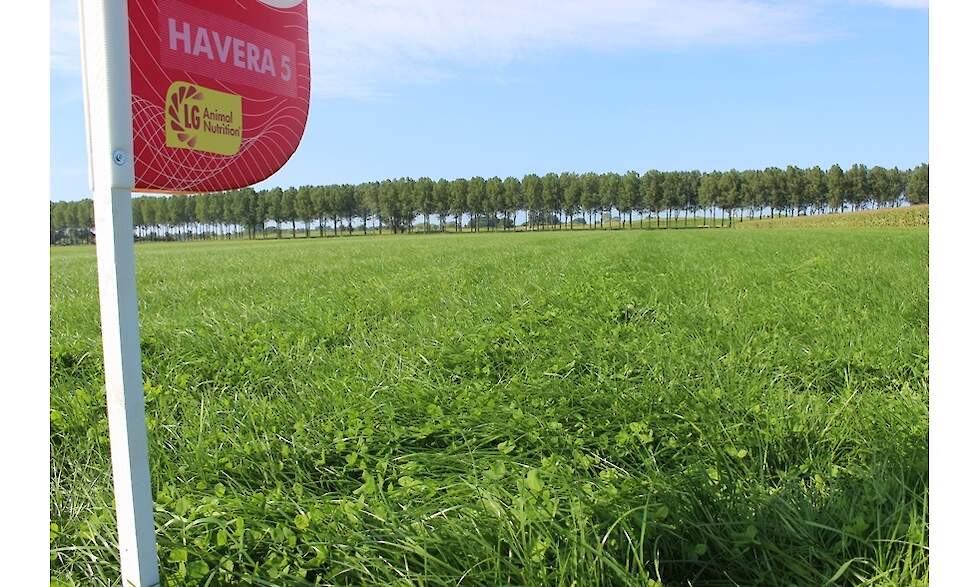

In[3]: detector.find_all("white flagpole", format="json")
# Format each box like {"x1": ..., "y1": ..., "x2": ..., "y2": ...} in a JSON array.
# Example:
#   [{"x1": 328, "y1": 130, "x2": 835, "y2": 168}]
[{"x1": 79, "y1": 1, "x2": 160, "y2": 585}]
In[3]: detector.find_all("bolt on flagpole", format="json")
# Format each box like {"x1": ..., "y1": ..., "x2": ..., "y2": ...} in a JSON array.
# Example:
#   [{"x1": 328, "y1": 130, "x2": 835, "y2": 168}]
[{"x1": 79, "y1": 0, "x2": 160, "y2": 585}]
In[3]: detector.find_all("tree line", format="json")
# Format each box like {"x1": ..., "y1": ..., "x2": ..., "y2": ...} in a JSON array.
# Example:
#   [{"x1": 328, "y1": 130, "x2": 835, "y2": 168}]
[{"x1": 50, "y1": 163, "x2": 928, "y2": 244}]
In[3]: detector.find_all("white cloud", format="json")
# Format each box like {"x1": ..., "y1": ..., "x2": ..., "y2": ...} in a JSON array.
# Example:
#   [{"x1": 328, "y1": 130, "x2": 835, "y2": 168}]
[
  {"x1": 50, "y1": 0, "x2": 925, "y2": 99},
  {"x1": 51, "y1": 0, "x2": 80, "y2": 75},
  {"x1": 860, "y1": 0, "x2": 927, "y2": 8},
  {"x1": 308, "y1": 0, "x2": 824, "y2": 97}
]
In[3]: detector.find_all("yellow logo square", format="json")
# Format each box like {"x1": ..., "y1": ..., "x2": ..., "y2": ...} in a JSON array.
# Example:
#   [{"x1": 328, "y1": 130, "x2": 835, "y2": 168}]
[{"x1": 165, "y1": 82, "x2": 242, "y2": 156}]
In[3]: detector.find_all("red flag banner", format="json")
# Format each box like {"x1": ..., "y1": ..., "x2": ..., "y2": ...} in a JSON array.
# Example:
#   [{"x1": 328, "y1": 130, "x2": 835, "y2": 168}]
[{"x1": 128, "y1": 0, "x2": 310, "y2": 193}]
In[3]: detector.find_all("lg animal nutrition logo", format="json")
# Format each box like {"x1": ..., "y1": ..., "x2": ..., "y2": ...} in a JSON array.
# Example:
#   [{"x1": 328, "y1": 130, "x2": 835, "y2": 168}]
[{"x1": 165, "y1": 83, "x2": 242, "y2": 155}]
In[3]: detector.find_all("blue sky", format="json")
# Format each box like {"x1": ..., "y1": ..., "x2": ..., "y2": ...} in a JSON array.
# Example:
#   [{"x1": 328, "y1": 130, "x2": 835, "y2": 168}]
[{"x1": 50, "y1": 0, "x2": 928, "y2": 202}]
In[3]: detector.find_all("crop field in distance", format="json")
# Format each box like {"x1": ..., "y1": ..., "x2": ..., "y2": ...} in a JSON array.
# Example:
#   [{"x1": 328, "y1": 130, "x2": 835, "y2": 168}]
[
  {"x1": 737, "y1": 205, "x2": 929, "y2": 230},
  {"x1": 50, "y1": 216, "x2": 928, "y2": 586}
]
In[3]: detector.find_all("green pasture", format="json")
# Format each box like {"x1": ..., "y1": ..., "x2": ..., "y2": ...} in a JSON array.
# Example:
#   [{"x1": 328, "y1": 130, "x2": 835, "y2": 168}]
[{"x1": 51, "y1": 225, "x2": 928, "y2": 586}]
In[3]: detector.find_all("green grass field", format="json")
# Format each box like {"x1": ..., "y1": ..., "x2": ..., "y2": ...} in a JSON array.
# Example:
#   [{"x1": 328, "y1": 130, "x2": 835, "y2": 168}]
[{"x1": 50, "y1": 225, "x2": 928, "y2": 586}]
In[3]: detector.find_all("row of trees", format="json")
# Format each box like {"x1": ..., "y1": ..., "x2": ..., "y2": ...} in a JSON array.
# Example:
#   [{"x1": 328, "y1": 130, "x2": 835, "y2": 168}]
[{"x1": 51, "y1": 163, "x2": 928, "y2": 243}]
